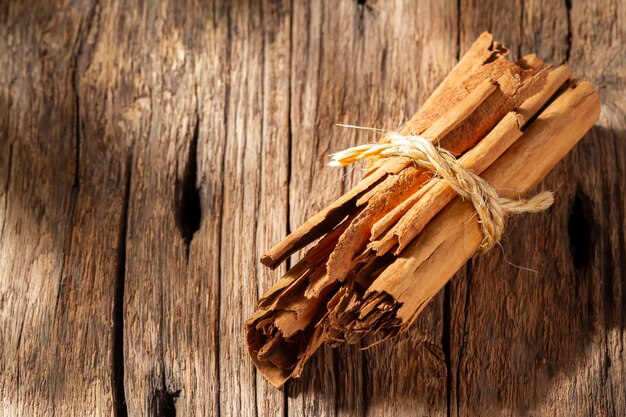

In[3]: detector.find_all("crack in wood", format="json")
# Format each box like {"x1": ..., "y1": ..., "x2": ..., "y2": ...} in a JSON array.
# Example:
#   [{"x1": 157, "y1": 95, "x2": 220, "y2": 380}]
[
  {"x1": 175, "y1": 114, "x2": 202, "y2": 258},
  {"x1": 442, "y1": 285, "x2": 452, "y2": 417},
  {"x1": 568, "y1": 187, "x2": 594, "y2": 270},
  {"x1": 456, "y1": 0, "x2": 461, "y2": 61},
  {"x1": 564, "y1": 0, "x2": 572, "y2": 63},
  {"x1": 518, "y1": 0, "x2": 525, "y2": 59},
  {"x1": 0, "y1": 144, "x2": 12, "y2": 241},
  {"x1": 455, "y1": 260, "x2": 473, "y2": 417},
  {"x1": 151, "y1": 385, "x2": 181, "y2": 417},
  {"x1": 112, "y1": 154, "x2": 132, "y2": 417},
  {"x1": 215, "y1": 6, "x2": 233, "y2": 415},
  {"x1": 55, "y1": 0, "x2": 99, "y2": 319},
  {"x1": 360, "y1": 341, "x2": 369, "y2": 414}
]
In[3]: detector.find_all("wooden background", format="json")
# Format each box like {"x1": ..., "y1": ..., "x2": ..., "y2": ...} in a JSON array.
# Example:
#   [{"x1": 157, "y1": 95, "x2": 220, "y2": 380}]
[{"x1": 1, "y1": 0, "x2": 624, "y2": 416}]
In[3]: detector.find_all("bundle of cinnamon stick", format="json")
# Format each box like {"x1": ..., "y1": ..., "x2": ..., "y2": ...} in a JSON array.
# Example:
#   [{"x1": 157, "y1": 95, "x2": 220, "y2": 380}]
[{"x1": 246, "y1": 32, "x2": 600, "y2": 387}]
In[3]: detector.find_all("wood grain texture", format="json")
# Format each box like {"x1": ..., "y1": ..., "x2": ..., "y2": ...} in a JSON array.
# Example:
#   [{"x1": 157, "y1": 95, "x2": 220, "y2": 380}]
[
  {"x1": 0, "y1": 1, "x2": 121, "y2": 416},
  {"x1": 0, "y1": 0, "x2": 623, "y2": 416}
]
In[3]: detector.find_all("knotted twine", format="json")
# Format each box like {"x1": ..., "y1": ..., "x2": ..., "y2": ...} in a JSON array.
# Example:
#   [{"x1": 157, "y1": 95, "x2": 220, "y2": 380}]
[{"x1": 329, "y1": 132, "x2": 554, "y2": 253}]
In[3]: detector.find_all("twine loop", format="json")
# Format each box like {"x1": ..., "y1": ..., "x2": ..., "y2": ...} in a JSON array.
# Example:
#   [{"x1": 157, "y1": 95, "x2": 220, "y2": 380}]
[{"x1": 329, "y1": 132, "x2": 554, "y2": 252}]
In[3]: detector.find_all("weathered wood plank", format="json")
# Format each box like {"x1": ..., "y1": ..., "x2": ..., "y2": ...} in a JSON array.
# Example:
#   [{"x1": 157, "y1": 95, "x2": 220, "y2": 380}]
[
  {"x1": 0, "y1": 1, "x2": 624, "y2": 416},
  {"x1": 218, "y1": 0, "x2": 290, "y2": 416},
  {"x1": 105, "y1": 0, "x2": 290, "y2": 416},
  {"x1": 254, "y1": 1, "x2": 292, "y2": 415},
  {"x1": 94, "y1": 1, "x2": 209, "y2": 414},
  {"x1": 0, "y1": 1, "x2": 123, "y2": 416}
]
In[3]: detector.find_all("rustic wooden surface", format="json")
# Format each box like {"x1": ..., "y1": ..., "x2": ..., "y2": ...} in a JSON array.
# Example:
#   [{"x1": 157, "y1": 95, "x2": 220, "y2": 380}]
[{"x1": 1, "y1": 0, "x2": 624, "y2": 416}]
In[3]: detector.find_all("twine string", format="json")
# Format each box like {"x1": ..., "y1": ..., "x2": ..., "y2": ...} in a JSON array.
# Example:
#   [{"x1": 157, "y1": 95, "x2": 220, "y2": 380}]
[{"x1": 329, "y1": 132, "x2": 554, "y2": 252}]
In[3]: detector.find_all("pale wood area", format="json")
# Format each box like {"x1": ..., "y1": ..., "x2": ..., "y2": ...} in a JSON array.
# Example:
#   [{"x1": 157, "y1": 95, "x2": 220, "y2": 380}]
[{"x1": 0, "y1": 1, "x2": 624, "y2": 416}]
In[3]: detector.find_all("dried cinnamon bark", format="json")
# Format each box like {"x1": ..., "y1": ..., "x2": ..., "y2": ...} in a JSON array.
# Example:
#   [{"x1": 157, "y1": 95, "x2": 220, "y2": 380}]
[{"x1": 246, "y1": 33, "x2": 598, "y2": 387}]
